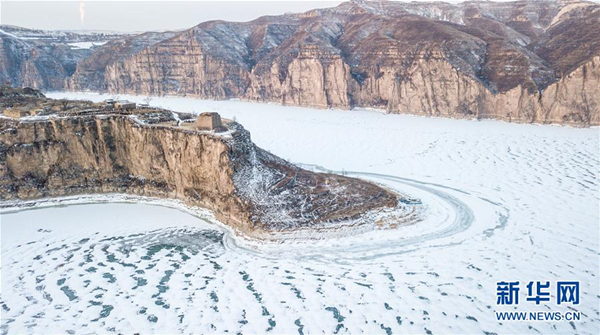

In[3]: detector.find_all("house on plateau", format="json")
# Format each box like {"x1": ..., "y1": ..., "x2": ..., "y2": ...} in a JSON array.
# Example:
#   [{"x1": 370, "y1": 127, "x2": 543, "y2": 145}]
[
  {"x1": 114, "y1": 100, "x2": 136, "y2": 111},
  {"x1": 195, "y1": 112, "x2": 223, "y2": 131}
]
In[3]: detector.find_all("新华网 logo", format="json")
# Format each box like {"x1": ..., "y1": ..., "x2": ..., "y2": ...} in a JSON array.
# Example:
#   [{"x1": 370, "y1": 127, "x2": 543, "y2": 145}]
[{"x1": 494, "y1": 281, "x2": 581, "y2": 322}]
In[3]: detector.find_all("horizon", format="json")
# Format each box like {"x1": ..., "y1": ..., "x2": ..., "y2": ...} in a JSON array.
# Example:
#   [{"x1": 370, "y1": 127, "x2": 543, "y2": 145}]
[{"x1": 1, "y1": 0, "x2": 531, "y2": 33}]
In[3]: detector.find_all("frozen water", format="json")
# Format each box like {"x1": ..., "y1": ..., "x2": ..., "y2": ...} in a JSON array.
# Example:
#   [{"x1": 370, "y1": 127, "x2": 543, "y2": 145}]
[
  {"x1": 1, "y1": 92, "x2": 598, "y2": 334},
  {"x1": 67, "y1": 41, "x2": 108, "y2": 49}
]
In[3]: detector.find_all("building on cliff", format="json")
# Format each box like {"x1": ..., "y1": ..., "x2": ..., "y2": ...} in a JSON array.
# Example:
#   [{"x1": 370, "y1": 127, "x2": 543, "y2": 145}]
[
  {"x1": 114, "y1": 100, "x2": 136, "y2": 111},
  {"x1": 195, "y1": 112, "x2": 223, "y2": 131}
]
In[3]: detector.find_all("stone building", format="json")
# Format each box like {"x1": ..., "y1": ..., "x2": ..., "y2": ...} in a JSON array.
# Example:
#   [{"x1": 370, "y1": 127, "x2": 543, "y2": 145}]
[
  {"x1": 114, "y1": 100, "x2": 136, "y2": 111},
  {"x1": 195, "y1": 112, "x2": 222, "y2": 131}
]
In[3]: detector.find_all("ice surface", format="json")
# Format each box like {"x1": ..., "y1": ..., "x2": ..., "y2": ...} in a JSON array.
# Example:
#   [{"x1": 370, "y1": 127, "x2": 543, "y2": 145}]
[
  {"x1": 1, "y1": 92, "x2": 598, "y2": 334},
  {"x1": 67, "y1": 41, "x2": 107, "y2": 49}
]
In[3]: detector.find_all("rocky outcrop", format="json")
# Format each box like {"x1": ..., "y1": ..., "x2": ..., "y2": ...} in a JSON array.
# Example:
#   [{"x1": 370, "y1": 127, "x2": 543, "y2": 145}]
[
  {"x1": 538, "y1": 56, "x2": 600, "y2": 125},
  {"x1": 0, "y1": 32, "x2": 66, "y2": 89},
  {"x1": 0, "y1": 115, "x2": 247, "y2": 226},
  {"x1": 102, "y1": 31, "x2": 251, "y2": 98},
  {"x1": 3, "y1": 1, "x2": 599, "y2": 126},
  {"x1": 246, "y1": 47, "x2": 351, "y2": 108},
  {"x1": 0, "y1": 26, "x2": 118, "y2": 90},
  {"x1": 0, "y1": 89, "x2": 401, "y2": 236}
]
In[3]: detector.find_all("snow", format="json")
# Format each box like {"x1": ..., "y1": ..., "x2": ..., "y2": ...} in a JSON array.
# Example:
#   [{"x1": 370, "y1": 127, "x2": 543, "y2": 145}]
[
  {"x1": 2, "y1": 91, "x2": 599, "y2": 334},
  {"x1": 0, "y1": 28, "x2": 31, "y2": 47},
  {"x1": 67, "y1": 41, "x2": 108, "y2": 49},
  {"x1": 0, "y1": 29, "x2": 23, "y2": 40}
]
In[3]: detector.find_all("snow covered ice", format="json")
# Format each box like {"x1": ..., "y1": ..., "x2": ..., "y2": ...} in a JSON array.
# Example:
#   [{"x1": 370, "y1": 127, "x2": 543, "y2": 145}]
[
  {"x1": 67, "y1": 41, "x2": 108, "y2": 49},
  {"x1": 1, "y1": 92, "x2": 598, "y2": 334}
]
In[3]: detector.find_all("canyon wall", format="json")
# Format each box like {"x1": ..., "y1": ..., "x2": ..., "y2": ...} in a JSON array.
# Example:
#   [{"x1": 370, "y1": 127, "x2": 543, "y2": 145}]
[
  {"x1": 72, "y1": 39, "x2": 599, "y2": 126},
  {"x1": 101, "y1": 31, "x2": 251, "y2": 98},
  {"x1": 65, "y1": 1, "x2": 599, "y2": 126},
  {"x1": 0, "y1": 33, "x2": 67, "y2": 90},
  {"x1": 0, "y1": 116, "x2": 252, "y2": 231},
  {"x1": 3, "y1": 1, "x2": 599, "y2": 126}
]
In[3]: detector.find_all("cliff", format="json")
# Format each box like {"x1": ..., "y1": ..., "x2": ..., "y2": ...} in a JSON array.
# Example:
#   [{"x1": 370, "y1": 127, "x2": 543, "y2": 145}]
[
  {"x1": 0, "y1": 32, "x2": 66, "y2": 89},
  {"x1": 0, "y1": 88, "x2": 402, "y2": 236},
  {"x1": 2, "y1": 0, "x2": 599, "y2": 126},
  {"x1": 0, "y1": 25, "x2": 123, "y2": 90}
]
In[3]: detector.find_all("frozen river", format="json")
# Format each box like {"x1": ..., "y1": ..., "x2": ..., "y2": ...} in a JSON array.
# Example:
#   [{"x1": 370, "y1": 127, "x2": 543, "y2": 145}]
[{"x1": 1, "y1": 92, "x2": 598, "y2": 334}]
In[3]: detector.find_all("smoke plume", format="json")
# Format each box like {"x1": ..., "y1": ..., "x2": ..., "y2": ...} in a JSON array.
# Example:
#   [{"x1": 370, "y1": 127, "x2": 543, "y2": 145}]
[{"x1": 79, "y1": 1, "x2": 85, "y2": 29}]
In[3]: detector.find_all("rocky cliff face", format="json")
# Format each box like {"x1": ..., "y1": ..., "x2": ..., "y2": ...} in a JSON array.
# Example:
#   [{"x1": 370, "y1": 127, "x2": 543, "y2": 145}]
[
  {"x1": 3, "y1": 1, "x2": 599, "y2": 125},
  {"x1": 0, "y1": 115, "x2": 248, "y2": 226},
  {"x1": 0, "y1": 89, "x2": 401, "y2": 236},
  {"x1": 0, "y1": 25, "x2": 125, "y2": 90},
  {"x1": 0, "y1": 32, "x2": 67, "y2": 89}
]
